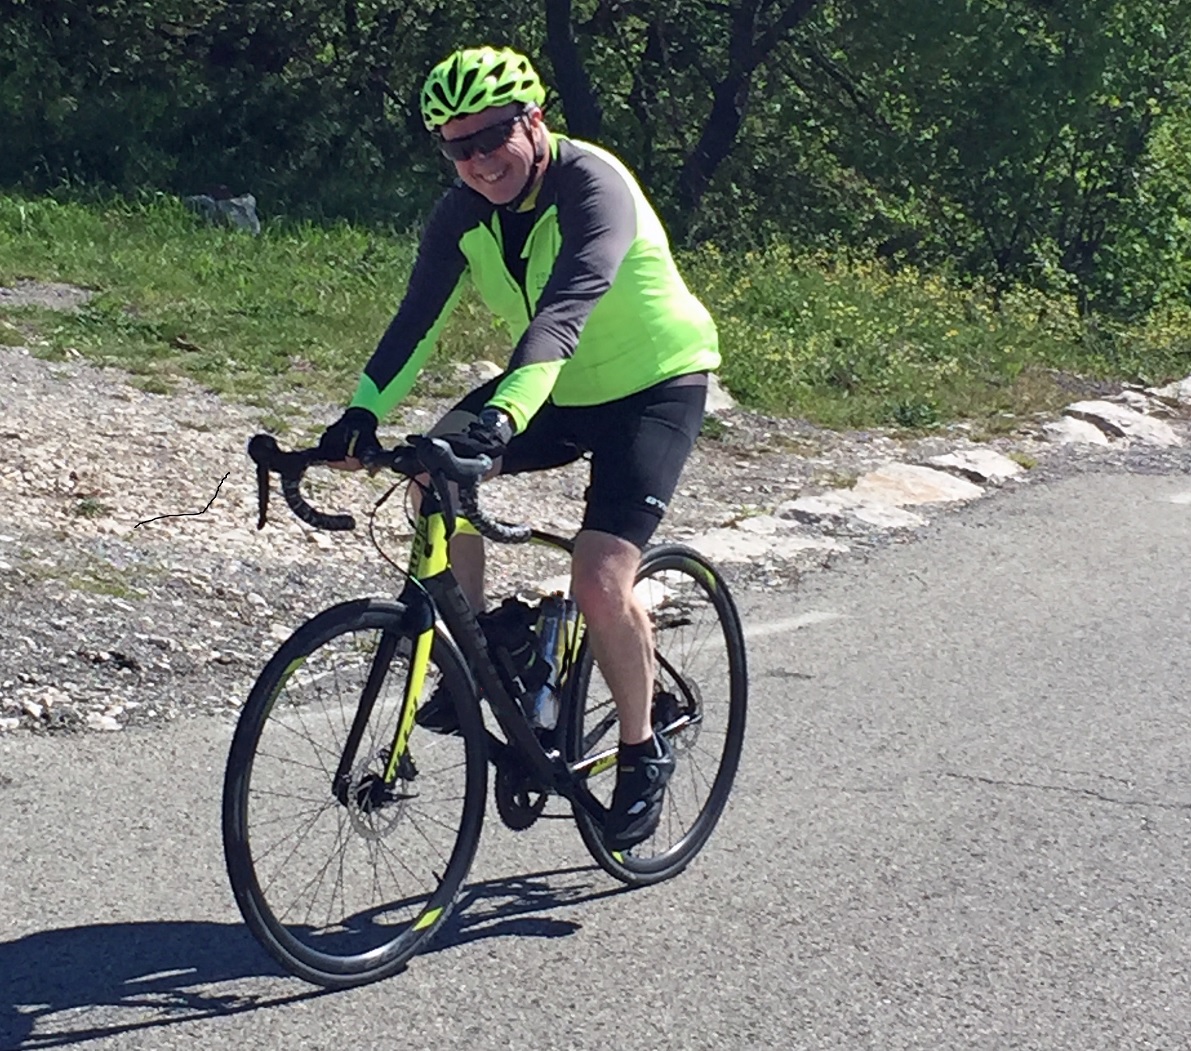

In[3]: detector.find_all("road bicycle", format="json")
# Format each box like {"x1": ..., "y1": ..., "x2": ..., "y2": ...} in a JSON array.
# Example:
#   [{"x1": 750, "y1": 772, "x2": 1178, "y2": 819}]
[{"x1": 222, "y1": 432, "x2": 748, "y2": 988}]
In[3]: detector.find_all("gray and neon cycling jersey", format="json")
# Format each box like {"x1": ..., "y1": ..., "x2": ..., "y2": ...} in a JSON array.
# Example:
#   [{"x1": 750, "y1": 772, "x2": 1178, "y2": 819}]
[{"x1": 349, "y1": 134, "x2": 720, "y2": 433}]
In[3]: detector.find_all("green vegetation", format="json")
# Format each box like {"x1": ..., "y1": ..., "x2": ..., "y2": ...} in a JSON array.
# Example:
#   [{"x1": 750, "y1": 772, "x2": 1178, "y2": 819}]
[
  {"x1": 1, "y1": 192, "x2": 1187, "y2": 430},
  {"x1": 691, "y1": 244, "x2": 1191, "y2": 428},
  {"x1": 0, "y1": 193, "x2": 505, "y2": 407},
  {"x1": 2, "y1": 1, "x2": 1191, "y2": 431}
]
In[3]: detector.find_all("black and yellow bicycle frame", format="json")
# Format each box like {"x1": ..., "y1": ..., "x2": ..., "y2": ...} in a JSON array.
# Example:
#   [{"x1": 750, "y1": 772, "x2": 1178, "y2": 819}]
[{"x1": 331, "y1": 478, "x2": 609, "y2": 821}]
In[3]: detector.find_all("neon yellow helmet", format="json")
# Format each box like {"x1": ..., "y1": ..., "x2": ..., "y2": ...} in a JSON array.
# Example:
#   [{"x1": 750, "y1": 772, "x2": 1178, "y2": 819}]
[{"x1": 420, "y1": 46, "x2": 546, "y2": 131}]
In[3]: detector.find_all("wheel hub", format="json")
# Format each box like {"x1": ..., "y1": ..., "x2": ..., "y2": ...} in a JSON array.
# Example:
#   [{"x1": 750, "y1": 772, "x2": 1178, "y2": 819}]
[{"x1": 338, "y1": 752, "x2": 417, "y2": 840}]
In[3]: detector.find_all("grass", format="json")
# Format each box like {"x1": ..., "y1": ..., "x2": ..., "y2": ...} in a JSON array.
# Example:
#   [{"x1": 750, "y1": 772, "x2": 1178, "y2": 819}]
[
  {"x1": 688, "y1": 243, "x2": 1191, "y2": 430},
  {"x1": 1, "y1": 191, "x2": 1189, "y2": 431}
]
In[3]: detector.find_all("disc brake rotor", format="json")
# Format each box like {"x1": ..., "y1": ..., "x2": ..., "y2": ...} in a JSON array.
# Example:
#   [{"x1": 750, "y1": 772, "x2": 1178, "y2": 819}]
[{"x1": 342, "y1": 751, "x2": 417, "y2": 840}]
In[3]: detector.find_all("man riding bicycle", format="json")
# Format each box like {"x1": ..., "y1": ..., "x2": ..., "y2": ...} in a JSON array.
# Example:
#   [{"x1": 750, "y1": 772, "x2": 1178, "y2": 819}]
[{"x1": 316, "y1": 45, "x2": 720, "y2": 851}]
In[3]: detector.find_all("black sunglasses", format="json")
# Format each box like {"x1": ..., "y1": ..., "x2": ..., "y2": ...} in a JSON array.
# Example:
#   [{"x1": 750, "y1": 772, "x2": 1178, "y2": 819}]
[{"x1": 436, "y1": 114, "x2": 523, "y2": 162}]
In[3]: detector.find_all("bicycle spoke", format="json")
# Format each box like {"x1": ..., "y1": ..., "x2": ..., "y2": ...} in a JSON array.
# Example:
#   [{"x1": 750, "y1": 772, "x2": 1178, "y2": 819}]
[
  {"x1": 226, "y1": 607, "x2": 485, "y2": 983},
  {"x1": 567, "y1": 547, "x2": 746, "y2": 882}
]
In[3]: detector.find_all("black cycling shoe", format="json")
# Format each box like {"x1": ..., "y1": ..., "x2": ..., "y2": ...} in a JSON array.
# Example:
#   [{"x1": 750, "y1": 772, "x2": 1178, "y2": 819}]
[
  {"x1": 603, "y1": 733, "x2": 675, "y2": 852},
  {"x1": 414, "y1": 684, "x2": 460, "y2": 736}
]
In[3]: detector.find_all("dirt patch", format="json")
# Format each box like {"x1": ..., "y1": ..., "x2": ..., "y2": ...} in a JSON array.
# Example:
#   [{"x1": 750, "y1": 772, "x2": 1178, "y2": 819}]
[{"x1": 0, "y1": 280, "x2": 94, "y2": 312}]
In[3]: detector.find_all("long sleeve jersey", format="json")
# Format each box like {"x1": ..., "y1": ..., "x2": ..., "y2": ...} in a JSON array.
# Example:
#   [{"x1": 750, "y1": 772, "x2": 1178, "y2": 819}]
[{"x1": 349, "y1": 133, "x2": 720, "y2": 433}]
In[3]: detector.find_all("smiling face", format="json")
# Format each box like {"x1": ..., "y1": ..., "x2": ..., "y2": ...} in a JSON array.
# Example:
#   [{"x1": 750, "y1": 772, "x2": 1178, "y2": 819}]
[{"x1": 440, "y1": 103, "x2": 546, "y2": 206}]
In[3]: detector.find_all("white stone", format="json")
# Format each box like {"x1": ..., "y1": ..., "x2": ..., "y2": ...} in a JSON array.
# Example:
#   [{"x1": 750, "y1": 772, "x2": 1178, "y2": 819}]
[
  {"x1": 777, "y1": 491, "x2": 866, "y2": 522},
  {"x1": 307, "y1": 531, "x2": 334, "y2": 550},
  {"x1": 455, "y1": 359, "x2": 503, "y2": 384},
  {"x1": 1043, "y1": 417, "x2": 1111, "y2": 445},
  {"x1": 927, "y1": 449, "x2": 1024, "y2": 484},
  {"x1": 85, "y1": 712, "x2": 122, "y2": 731},
  {"x1": 1150, "y1": 375, "x2": 1191, "y2": 404},
  {"x1": 733, "y1": 515, "x2": 800, "y2": 535},
  {"x1": 1113, "y1": 389, "x2": 1175, "y2": 417},
  {"x1": 530, "y1": 573, "x2": 572, "y2": 597},
  {"x1": 634, "y1": 577, "x2": 675, "y2": 610},
  {"x1": 1064, "y1": 400, "x2": 1182, "y2": 447},
  {"x1": 684, "y1": 525, "x2": 846, "y2": 564},
  {"x1": 851, "y1": 463, "x2": 984, "y2": 505},
  {"x1": 38, "y1": 686, "x2": 69, "y2": 709},
  {"x1": 0, "y1": 717, "x2": 20, "y2": 732},
  {"x1": 849, "y1": 504, "x2": 928, "y2": 529},
  {"x1": 706, "y1": 373, "x2": 737, "y2": 415}
]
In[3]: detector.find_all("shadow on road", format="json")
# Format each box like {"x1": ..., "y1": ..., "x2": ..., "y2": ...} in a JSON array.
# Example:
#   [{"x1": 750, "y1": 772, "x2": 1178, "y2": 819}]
[
  {"x1": 0, "y1": 919, "x2": 323, "y2": 1049},
  {"x1": 0, "y1": 863, "x2": 626, "y2": 1048},
  {"x1": 431, "y1": 862, "x2": 629, "y2": 950}
]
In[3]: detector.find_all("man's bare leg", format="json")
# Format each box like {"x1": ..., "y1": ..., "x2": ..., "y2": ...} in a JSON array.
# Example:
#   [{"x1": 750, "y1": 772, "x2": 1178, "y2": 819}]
[{"x1": 570, "y1": 529, "x2": 653, "y2": 744}]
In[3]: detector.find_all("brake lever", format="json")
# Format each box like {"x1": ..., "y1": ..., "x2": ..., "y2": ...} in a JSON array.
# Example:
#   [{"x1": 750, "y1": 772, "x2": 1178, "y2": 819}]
[
  {"x1": 255, "y1": 461, "x2": 271, "y2": 529},
  {"x1": 247, "y1": 433, "x2": 280, "y2": 530}
]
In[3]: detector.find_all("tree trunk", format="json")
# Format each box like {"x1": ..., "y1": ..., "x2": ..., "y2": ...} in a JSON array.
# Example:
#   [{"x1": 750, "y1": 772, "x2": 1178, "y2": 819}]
[
  {"x1": 677, "y1": 0, "x2": 823, "y2": 223},
  {"x1": 543, "y1": 0, "x2": 603, "y2": 139}
]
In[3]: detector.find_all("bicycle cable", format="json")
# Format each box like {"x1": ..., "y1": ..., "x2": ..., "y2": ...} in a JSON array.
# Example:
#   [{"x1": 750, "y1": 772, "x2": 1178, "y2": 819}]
[{"x1": 362, "y1": 479, "x2": 432, "y2": 604}]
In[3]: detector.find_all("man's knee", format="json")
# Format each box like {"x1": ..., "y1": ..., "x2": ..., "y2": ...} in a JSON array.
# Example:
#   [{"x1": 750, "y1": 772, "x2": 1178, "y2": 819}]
[{"x1": 570, "y1": 531, "x2": 640, "y2": 626}]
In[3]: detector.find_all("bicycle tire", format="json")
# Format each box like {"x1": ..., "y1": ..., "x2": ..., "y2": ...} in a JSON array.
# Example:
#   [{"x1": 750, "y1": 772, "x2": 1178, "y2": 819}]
[
  {"x1": 222, "y1": 598, "x2": 487, "y2": 988},
  {"x1": 563, "y1": 544, "x2": 747, "y2": 885}
]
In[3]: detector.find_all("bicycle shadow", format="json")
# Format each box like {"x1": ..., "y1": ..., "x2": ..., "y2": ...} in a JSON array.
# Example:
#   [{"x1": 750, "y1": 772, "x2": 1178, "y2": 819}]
[
  {"x1": 0, "y1": 919, "x2": 321, "y2": 1050},
  {"x1": 430, "y1": 862, "x2": 629, "y2": 950},
  {"x1": 0, "y1": 864, "x2": 625, "y2": 1048}
]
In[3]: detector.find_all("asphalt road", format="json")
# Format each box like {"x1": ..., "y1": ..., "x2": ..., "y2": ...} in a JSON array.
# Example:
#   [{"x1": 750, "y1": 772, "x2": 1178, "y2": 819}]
[{"x1": 3, "y1": 465, "x2": 1190, "y2": 1050}]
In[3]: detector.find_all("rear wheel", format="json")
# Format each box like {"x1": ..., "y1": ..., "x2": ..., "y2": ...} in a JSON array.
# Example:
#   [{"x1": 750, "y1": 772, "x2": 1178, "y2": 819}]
[
  {"x1": 564, "y1": 545, "x2": 747, "y2": 885},
  {"x1": 222, "y1": 599, "x2": 486, "y2": 988}
]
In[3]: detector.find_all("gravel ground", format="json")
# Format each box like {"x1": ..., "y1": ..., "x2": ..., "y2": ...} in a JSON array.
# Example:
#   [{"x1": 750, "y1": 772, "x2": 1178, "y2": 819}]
[{"x1": 1, "y1": 337, "x2": 1186, "y2": 737}]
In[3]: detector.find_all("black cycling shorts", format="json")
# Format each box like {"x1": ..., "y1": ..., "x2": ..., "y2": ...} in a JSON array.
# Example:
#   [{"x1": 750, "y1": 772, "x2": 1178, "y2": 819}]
[{"x1": 433, "y1": 373, "x2": 707, "y2": 549}]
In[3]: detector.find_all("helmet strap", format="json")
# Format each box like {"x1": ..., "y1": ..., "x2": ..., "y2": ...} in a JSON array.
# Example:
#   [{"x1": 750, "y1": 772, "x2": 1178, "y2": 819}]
[{"x1": 505, "y1": 116, "x2": 547, "y2": 212}]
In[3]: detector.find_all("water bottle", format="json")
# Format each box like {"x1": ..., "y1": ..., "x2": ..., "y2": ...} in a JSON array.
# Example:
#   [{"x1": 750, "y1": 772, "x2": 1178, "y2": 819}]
[{"x1": 526, "y1": 593, "x2": 576, "y2": 730}]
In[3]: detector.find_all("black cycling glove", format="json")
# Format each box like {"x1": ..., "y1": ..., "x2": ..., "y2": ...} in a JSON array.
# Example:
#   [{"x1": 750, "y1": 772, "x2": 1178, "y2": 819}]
[
  {"x1": 316, "y1": 406, "x2": 381, "y2": 462},
  {"x1": 440, "y1": 407, "x2": 515, "y2": 461}
]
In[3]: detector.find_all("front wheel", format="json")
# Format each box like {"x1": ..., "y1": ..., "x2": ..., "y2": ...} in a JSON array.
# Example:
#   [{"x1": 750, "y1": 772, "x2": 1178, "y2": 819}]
[
  {"x1": 563, "y1": 545, "x2": 747, "y2": 885},
  {"x1": 222, "y1": 599, "x2": 487, "y2": 988}
]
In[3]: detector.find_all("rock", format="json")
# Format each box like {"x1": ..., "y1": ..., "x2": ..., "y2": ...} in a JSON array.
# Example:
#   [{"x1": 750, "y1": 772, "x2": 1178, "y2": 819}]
[
  {"x1": 455, "y1": 360, "x2": 504, "y2": 384},
  {"x1": 849, "y1": 503, "x2": 930, "y2": 530},
  {"x1": 307, "y1": 531, "x2": 334, "y2": 550},
  {"x1": 182, "y1": 193, "x2": 261, "y2": 235},
  {"x1": 1112, "y1": 389, "x2": 1176, "y2": 417},
  {"x1": 926, "y1": 449, "x2": 1024, "y2": 484},
  {"x1": 682, "y1": 525, "x2": 845, "y2": 564},
  {"x1": 1042, "y1": 417, "x2": 1111, "y2": 446},
  {"x1": 706, "y1": 374, "x2": 737, "y2": 415},
  {"x1": 1064, "y1": 400, "x2": 1182, "y2": 447},
  {"x1": 1150, "y1": 375, "x2": 1191, "y2": 405},
  {"x1": 777, "y1": 491, "x2": 927, "y2": 530},
  {"x1": 38, "y1": 686, "x2": 70, "y2": 709},
  {"x1": 851, "y1": 463, "x2": 984, "y2": 505}
]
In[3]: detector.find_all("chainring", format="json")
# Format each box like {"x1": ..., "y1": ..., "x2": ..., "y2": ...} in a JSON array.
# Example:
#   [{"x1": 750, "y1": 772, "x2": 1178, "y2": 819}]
[{"x1": 493, "y1": 754, "x2": 549, "y2": 831}]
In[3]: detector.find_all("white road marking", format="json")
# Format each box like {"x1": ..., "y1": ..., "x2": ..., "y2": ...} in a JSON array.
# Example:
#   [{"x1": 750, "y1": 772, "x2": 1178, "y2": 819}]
[{"x1": 744, "y1": 611, "x2": 843, "y2": 640}]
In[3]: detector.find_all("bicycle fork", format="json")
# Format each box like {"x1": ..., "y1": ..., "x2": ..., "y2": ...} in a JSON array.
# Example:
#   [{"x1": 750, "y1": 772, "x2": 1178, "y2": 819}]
[{"x1": 331, "y1": 598, "x2": 436, "y2": 807}]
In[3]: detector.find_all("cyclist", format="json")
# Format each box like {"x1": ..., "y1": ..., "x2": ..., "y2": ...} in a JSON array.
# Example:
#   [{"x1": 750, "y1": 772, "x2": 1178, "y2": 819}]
[{"x1": 316, "y1": 45, "x2": 720, "y2": 851}]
